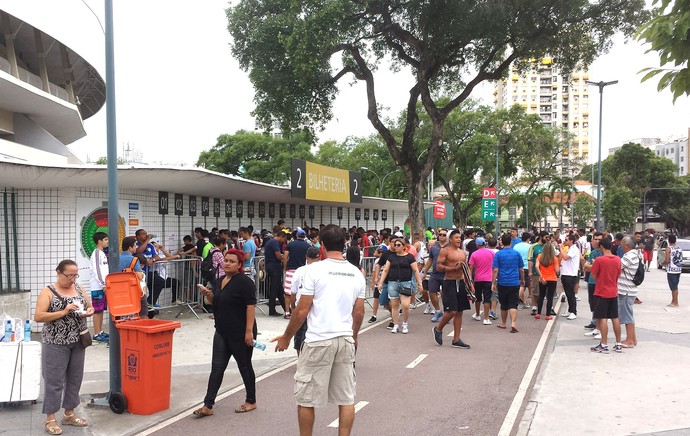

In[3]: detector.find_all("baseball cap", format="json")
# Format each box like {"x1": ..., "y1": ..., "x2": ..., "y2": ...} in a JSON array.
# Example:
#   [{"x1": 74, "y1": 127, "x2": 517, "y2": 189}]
[
  {"x1": 393, "y1": 231, "x2": 404, "y2": 237},
  {"x1": 475, "y1": 237, "x2": 486, "y2": 246},
  {"x1": 297, "y1": 229, "x2": 307, "y2": 238},
  {"x1": 306, "y1": 246, "x2": 321, "y2": 259}
]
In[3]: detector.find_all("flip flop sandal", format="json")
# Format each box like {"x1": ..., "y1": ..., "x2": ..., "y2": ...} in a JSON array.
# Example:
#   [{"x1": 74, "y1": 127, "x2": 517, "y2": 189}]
[
  {"x1": 61, "y1": 414, "x2": 87, "y2": 427},
  {"x1": 511, "y1": 327, "x2": 519, "y2": 333},
  {"x1": 497, "y1": 325, "x2": 507, "y2": 329},
  {"x1": 45, "y1": 420, "x2": 62, "y2": 435},
  {"x1": 193, "y1": 407, "x2": 214, "y2": 417},
  {"x1": 235, "y1": 404, "x2": 256, "y2": 413}
]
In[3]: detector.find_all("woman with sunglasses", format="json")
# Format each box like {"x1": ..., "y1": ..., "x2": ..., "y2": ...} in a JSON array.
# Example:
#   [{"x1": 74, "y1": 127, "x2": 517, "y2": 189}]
[
  {"x1": 376, "y1": 238, "x2": 423, "y2": 333},
  {"x1": 34, "y1": 260, "x2": 94, "y2": 435}
]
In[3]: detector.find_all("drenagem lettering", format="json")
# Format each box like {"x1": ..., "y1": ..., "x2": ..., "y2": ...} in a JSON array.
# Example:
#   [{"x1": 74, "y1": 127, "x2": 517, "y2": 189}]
[
  {"x1": 308, "y1": 173, "x2": 347, "y2": 194},
  {"x1": 328, "y1": 271, "x2": 355, "y2": 277}
]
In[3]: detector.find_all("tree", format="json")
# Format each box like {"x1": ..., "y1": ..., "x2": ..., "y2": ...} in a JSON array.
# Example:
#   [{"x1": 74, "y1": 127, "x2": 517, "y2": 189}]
[
  {"x1": 573, "y1": 195, "x2": 596, "y2": 228},
  {"x1": 196, "y1": 130, "x2": 313, "y2": 185},
  {"x1": 637, "y1": 0, "x2": 690, "y2": 101},
  {"x1": 602, "y1": 186, "x2": 639, "y2": 231},
  {"x1": 227, "y1": 0, "x2": 647, "y2": 235},
  {"x1": 95, "y1": 156, "x2": 125, "y2": 165},
  {"x1": 548, "y1": 176, "x2": 577, "y2": 228}
]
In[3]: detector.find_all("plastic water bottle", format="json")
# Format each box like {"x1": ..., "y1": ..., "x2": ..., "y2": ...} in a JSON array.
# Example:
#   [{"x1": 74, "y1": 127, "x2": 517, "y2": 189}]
[
  {"x1": 252, "y1": 340, "x2": 266, "y2": 351},
  {"x1": 24, "y1": 320, "x2": 31, "y2": 342},
  {"x1": 4, "y1": 320, "x2": 12, "y2": 343}
]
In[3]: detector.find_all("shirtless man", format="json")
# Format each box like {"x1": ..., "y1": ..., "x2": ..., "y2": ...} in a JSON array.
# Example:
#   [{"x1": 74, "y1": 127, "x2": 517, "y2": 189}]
[{"x1": 432, "y1": 229, "x2": 470, "y2": 349}]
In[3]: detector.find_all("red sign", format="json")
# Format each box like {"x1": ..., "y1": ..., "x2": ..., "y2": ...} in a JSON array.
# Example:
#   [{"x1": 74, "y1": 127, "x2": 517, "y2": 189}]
[
  {"x1": 433, "y1": 201, "x2": 446, "y2": 219},
  {"x1": 482, "y1": 187, "x2": 497, "y2": 199}
]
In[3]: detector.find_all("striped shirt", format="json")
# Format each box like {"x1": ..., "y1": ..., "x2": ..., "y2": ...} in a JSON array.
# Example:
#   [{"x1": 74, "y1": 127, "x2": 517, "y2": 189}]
[{"x1": 617, "y1": 250, "x2": 640, "y2": 297}]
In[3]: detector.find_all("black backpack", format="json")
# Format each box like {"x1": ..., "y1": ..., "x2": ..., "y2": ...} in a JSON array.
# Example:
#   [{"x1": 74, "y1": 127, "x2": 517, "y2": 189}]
[
  {"x1": 200, "y1": 248, "x2": 220, "y2": 282},
  {"x1": 624, "y1": 254, "x2": 645, "y2": 286}
]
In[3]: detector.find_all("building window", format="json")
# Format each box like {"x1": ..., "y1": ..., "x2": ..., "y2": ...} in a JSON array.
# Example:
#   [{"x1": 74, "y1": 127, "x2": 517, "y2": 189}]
[{"x1": 682, "y1": 156, "x2": 684, "y2": 162}]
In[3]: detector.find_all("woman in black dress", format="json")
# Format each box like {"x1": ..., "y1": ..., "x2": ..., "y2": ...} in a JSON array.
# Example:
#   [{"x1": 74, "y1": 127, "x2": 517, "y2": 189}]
[{"x1": 195, "y1": 248, "x2": 258, "y2": 416}]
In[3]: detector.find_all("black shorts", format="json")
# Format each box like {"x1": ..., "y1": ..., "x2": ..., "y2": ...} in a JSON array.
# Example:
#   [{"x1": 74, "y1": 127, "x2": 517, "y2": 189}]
[
  {"x1": 422, "y1": 279, "x2": 429, "y2": 291},
  {"x1": 522, "y1": 272, "x2": 531, "y2": 288},
  {"x1": 587, "y1": 284, "x2": 596, "y2": 312},
  {"x1": 498, "y1": 285, "x2": 520, "y2": 310},
  {"x1": 474, "y1": 281, "x2": 492, "y2": 304},
  {"x1": 441, "y1": 280, "x2": 471, "y2": 312},
  {"x1": 428, "y1": 276, "x2": 442, "y2": 293},
  {"x1": 373, "y1": 287, "x2": 380, "y2": 299},
  {"x1": 592, "y1": 295, "x2": 618, "y2": 320}
]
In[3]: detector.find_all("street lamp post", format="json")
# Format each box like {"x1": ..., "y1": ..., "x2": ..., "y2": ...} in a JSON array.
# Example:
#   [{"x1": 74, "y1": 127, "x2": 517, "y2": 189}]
[
  {"x1": 571, "y1": 165, "x2": 575, "y2": 228},
  {"x1": 586, "y1": 79, "x2": 618, "y2": 232},
  {"x1": 360, "y1": 167, "x2": 398, "y2": 198},
  {"x1": 495, "y1": 144, "x2": 501, "y2": 234}
]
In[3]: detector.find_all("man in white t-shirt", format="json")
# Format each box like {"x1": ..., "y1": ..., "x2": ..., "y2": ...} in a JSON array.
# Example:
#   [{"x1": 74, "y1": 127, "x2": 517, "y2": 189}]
[
  {"x1": 272, "y1": 225, "x2": 365, "y2": 436},
  {"x1": 560, "y1": 234, "x2": 581, "y2": 319}
]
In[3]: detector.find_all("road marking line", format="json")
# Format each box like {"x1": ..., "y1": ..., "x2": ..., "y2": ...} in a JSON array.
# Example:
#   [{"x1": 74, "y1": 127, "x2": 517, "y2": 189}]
[
  {"x1": 406, "y1": 354, "x2": 428, "y2": 368},
  {"x1": 140, "y1": 317, "x2": 388, "y2": 435},
  {"x1": 328, "y1": 401, "x2": 369, "y2": 428},
  {"x1": 498, "y1": 300, "x2": 563, "y2": 436}
]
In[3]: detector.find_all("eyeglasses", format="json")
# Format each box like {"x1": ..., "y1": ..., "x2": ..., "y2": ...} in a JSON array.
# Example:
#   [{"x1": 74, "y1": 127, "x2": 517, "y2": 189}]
[
  {"x1": 439, "y1": 233, "x2": 447, "y2": 237},
  {"x1": 61, "y1": 272, "x2": 79, "y2": 279}
]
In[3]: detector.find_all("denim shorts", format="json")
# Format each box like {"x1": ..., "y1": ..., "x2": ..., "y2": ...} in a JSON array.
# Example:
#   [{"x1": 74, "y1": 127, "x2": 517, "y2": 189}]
[
  {"x1": 667, "y1": 273, "x2": 681, "y2": 291},
  {"x1": 378, "y1": 283, "x2": 390, "y2": 306},
  {"x1": 387, "y1": 280, "x2": 412, "y2": 299},
  {"x1": 618, "y1": 294, "x2": 635, "y2": 325}
]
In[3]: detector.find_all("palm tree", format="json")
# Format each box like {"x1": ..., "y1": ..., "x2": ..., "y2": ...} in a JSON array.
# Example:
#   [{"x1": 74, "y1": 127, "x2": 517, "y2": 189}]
[
  {"x1": 531, "y1": 187, "x2": 557, "y2": 230},
  {"x1": 548, "y1": 176, "x2": 576, "y2": 228}
]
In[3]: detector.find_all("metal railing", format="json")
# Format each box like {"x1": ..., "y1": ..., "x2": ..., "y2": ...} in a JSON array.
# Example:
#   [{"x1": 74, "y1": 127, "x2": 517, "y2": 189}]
[{"x1": 149, "y1": 256, "x2": 202, "y2": 319}]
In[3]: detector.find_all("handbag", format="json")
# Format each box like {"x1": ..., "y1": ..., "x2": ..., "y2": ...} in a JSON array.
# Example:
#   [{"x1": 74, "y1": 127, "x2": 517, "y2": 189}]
[{"x1": 79, "y1": 329, "x2": 93, "y2": 348}]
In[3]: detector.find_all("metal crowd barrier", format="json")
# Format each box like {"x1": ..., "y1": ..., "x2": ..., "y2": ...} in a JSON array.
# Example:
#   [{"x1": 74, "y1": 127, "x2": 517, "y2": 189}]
[
  {"x1": 361, "y1": 256, "x2": 377, "y2": 308},
  {"x1": 250, "y1": 256, "x2": 269, "y2": 315},
  {"x1": 149, "y1": 255, "x2": 203, "y2": 319}
]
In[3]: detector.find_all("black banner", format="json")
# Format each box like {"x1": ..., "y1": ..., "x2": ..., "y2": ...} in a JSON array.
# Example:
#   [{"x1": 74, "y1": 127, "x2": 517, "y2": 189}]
[
  {"x1": 236, "y1": 200, "x2": 243, "y2": 218},
  {"x1": 373, "y1": 209, "x2": 379, "y2": 221},
  {"x1": 354, "y1": 208, "x2": 361, "y2": 221},
  {"x1": 299, "y1": 204, "x2": 306, "y2": 219},
  {"x1": 225, "y1": 200, "x2": 232, "y2": 218},
  {"x1": 258, "y1": 202, "x2": 266, "y2": 218},
  {"x1": 381, "y1": 209, "x2": 387, "y2": 221},
  {"x1": 158, "y1": 191, "x2": 168, "y2": 215},
  {"x1": 364, "y1": 208, "x2": 370, "y2": 220},
  {"x1": 201, "y1": 197, "x2": 210, "y2": 217},
  {"x1": 289, "y1": 204, "x2": 296, "y2": 219},
  {"x1": 174, "y1": 193, "x2": 183, "y2": 216},
  {"x1": 308, "y1": 205, "x2": 315, "y2": 219},
  {"x1": 337, "y1": 207, "x2": 343, "y2": 220},
  {"x1": 279, "y1": 203, "x2": 286, "y2": 219},
  {"x1": 189, "y1": 196, "x2": 197, "y2": 217},
  {"x1": 247, "y1": 201, "x2": 255, "y2": 218},
  {"x1": 269, "y1": 203, "x2": 276, "y2": 219},
  {"x1": 213, "y1": 198, "x2": 220, "y2": 218}
]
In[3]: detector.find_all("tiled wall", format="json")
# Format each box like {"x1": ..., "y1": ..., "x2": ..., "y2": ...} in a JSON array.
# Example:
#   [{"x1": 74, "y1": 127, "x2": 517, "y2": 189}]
[{"x1": 0, "y1": 187, "x2": 406, "y2": 326}]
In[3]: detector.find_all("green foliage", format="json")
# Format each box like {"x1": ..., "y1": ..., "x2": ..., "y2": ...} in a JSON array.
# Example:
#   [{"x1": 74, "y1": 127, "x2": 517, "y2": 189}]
[
  {"x1": 196, "y1": 130, "x2": 313, "y2": 185},
  {"x1": 602, "y1": 186, "x2": 639, "y2": 231},
  {"x1": 573, "y1": 195, "x2": 596, "y2": 228},
  {"x1": 227, "y1": 0, "x2": 647, "y2": 233},
  {"x1": 637, "y1": 0, "x2": 690, "y2": 101},
  {"x1": 94, "y1": 156, "x2": 125, "y2": 165}
]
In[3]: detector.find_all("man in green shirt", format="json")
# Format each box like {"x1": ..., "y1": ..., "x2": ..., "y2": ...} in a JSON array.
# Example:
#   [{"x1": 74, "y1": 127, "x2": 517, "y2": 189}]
[{"x1": 527, "y1": 231, "x2": 549, "y2": 316}]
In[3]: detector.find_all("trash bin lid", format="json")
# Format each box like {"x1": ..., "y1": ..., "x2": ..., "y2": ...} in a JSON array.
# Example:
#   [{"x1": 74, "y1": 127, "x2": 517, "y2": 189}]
[
  {"x1": 117, "y1": 319, "x2": 181, "y2": 332},
  {"x1": 105, "y1": 271, "x2": 142, "y2": 320}
]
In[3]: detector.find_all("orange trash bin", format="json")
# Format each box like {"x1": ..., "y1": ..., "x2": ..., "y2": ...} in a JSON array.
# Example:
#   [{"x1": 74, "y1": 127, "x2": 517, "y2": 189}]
[{"x1": 105, "y1": 265, "x2": 181, "y2": 415}]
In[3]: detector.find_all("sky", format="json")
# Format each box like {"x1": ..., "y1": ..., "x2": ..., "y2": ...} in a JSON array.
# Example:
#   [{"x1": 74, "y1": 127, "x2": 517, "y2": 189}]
[{"x1": 9, "y1": 0, "x2": 689, "y2": 165}]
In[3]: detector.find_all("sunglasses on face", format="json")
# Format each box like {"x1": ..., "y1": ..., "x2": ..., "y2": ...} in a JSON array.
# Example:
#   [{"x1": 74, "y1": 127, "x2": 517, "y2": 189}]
[{"x1": 439, "y1": 233, "x2": 447, "y2": 237}]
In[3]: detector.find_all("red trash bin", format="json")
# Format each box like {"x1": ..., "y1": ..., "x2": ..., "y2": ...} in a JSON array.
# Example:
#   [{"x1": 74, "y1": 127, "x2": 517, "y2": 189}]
[{"x1": 105, "y1": 268, "x2": 181, "y2": 415}]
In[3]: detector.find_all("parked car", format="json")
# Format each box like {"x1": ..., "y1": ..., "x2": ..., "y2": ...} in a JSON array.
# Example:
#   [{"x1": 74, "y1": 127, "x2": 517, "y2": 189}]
[{"x1": 657, "y1": 238, "x2": 690, "y2": 272}]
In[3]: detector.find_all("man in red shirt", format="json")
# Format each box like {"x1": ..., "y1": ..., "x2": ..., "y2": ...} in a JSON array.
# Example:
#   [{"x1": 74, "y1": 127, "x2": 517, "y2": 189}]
[{"x1": 589, "y1": 239, "x2": 623, "y2": 353}]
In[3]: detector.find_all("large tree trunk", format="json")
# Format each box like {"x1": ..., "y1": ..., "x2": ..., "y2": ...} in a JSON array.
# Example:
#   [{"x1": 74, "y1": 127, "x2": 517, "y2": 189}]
[{"x1": 407, "y1": 177, "x2": 426, "y2": 237}]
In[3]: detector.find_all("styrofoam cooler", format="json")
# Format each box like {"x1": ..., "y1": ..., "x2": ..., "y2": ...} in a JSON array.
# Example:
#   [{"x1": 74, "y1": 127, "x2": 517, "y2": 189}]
[{"x1": 0, "y1": 341, "x2": 41, "y2": 402}]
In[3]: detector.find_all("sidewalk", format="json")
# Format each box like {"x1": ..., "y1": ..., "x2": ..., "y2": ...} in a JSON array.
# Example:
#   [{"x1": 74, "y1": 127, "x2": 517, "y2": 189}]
[
  {"x1": 1, "y1": 306, "x2": 299, "y2": 436},
  {"x1": 518, "y1": 265, "x2": 690, "y2": 435}
]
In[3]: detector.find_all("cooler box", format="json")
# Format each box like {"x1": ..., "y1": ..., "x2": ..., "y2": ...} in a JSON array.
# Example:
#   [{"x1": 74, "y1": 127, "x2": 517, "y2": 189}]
[
  {"x1": 105, "y1": 268, "x2": 181, "y2": 415},
  {"x1": 0, "y1": 341, "x2": 41, "y2": 402}
]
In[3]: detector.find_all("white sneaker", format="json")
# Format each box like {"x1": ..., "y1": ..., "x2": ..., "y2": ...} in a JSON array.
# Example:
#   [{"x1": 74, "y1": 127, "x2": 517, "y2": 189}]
[
  {"x1": 472, "y1": 313, "x2": 482, "y2": 321},
  {"x1": 560, "y1": 311, "x2": 569, "y2": 317},
  {"x1": 575, "y1": 295, "x2": 581, "y2": 301},
  {"x1": 567, "y1": 313, "x2": 577, "y2": 320},
  {"x1": 483, "y1": 319, "x2": 492, "y2": 325},
  {"x1": 391, "y1": 325, "x2": 399, "y2": 334},
  {"x1": 402, "y1": 323, "x2": 409, "y2": 334},
  {"x1": 593, "y1": 332, "x2": 602, "y2": 340},
  {"x1": 584, "y1": 329, "x2": 600, "y2": 337},
  {"x1": 424, "y1": 304, "x2": 433, "y2": 314}
]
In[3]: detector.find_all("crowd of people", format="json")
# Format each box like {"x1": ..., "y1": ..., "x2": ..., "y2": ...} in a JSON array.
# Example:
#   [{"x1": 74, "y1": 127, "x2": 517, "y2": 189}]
[{"x1": 37, "y1": 218, "x2": 680, "y2": 435}]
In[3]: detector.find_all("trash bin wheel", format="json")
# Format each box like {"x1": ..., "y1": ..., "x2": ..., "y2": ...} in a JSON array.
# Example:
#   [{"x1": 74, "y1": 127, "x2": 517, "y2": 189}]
[{"x1": 109, "y1": 391, "x2": 127, "y2": 414}]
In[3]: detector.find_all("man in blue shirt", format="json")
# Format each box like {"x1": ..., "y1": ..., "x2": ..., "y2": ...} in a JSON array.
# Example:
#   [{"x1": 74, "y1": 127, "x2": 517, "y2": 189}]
[
  {"x1": 492, "y1": 233, "x2": 524, "y2": 333},
  {"x1": 239, "y1": 227, "x2": 257, "y2": 280},
  {"x1": 120, "y1": 236, "x2": 147, "y2": 318},
  {"x1": 510, "y1": 227, "x2": 521, "y2": 248},
  {"x1": 264, "y1": 227, "x2": 286, "y2": 316},
  {"x1": 513, "y1": 233, "x2": 533, "y2": 310},
  {"x1": 135, "y1": 229, "x2": 165, "y2": 310}
]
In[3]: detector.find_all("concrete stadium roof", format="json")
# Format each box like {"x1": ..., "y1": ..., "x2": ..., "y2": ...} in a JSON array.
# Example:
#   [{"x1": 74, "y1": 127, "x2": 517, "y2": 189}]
[{"x1": 0, "y1": 160, "x2": 428, "y2": 211}]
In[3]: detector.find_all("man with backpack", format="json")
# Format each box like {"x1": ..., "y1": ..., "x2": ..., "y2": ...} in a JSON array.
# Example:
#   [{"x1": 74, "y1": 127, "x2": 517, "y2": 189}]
[
  {"x1": 201, "y1": 237, "x2": 226, "y2": 283},
  {"x1": 664, "y1": 234, "x2": 682, "y2": 307},
  {"x1": 618, "y1": 236, "x2": 641, "y2": 348}
]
